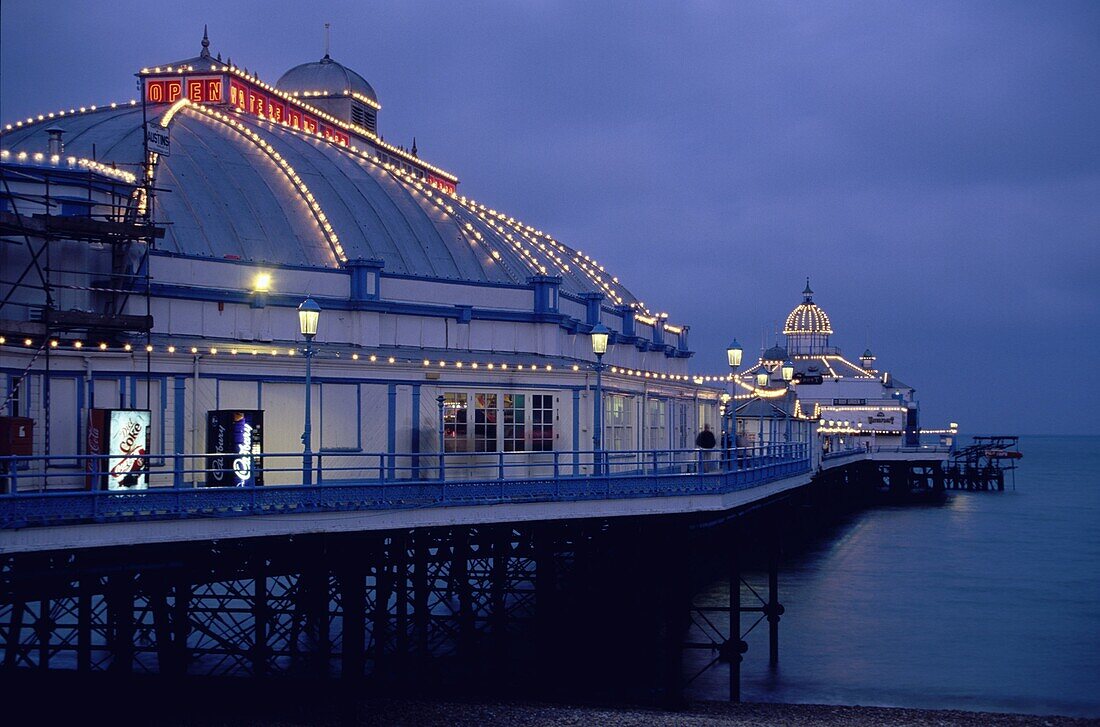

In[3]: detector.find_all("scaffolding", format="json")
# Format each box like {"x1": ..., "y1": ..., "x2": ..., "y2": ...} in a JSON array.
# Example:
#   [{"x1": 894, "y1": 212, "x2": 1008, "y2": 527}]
[{"x1": 0, "y1": 154, "x2": 165, "y2": 449}]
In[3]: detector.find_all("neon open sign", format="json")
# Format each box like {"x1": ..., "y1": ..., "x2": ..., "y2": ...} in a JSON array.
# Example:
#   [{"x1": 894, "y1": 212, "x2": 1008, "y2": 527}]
[{"x1": 145, "y1": 73, "x2": 349, "y2": 147}]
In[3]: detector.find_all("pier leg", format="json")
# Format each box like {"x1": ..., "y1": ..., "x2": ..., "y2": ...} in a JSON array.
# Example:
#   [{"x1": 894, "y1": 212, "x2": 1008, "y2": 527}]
[
  {"x1": 729, "y1": 527, "x2": 742, "y2": 702},
  {"x1": 341, "y1": 561, "x2": 366, "y2": 681},
  {"x1": 767, "y1": 533, "x2": 782, "y2": 667},
  {"x1": 414, "y1": 534, "x2": 430, "y2": 659},
  {"x1": 77, "y1": 578, "x2": 91, "y2": 673},
  {"x1": 107, "y1": 574, "x2": 134, "y2": 674},
  {"x1": 373, "y1": 538, "x2": 393, "y2": 673},
  {"x1": 252, "y1": 558, "x2": 269, "y2": 678},
  {"x1": 454, "y1": 529, "x2": 475, "y2": 659}
]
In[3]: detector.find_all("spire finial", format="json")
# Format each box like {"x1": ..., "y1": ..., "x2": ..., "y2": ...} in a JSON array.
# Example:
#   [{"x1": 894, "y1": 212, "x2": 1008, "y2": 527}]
[
  {"x1": 411, "y1": 137, "x2": 418, "y2": 156},
  {"x1": 323, "y1": 22, "x2": 331, "y2": 59},
  {"x1": 802, "y1": 277, "x2": 813, "y2": 301},
  {"x1": 200, "y1": 25, "x2": 211, "y2": 59}
]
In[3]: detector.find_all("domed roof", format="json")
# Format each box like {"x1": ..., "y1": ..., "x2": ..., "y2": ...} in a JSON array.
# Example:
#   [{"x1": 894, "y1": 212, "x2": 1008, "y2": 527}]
[
  {"x1": 276, "y1": 55, "x2": 378, "y2": 105},
  {"x1": 763, "y1": 345, "x2": 788, "y2": 361},
  {"x1": 783, "y1": 279, "x2": 833, "y2": 336},
  {"x1": 0, "y1": 104, "x2": 644, "y2": 306}
]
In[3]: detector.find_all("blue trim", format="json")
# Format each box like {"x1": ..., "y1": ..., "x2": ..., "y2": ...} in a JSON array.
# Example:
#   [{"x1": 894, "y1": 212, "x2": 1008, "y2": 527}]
[{"x1": 173, "y1": 377, "x2": 186, "y2": 488}]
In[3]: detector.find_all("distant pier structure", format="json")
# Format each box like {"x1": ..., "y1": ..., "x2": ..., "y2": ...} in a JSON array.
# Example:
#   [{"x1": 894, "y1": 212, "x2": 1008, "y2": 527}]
[{"x1": 944, "y1": 436, "x2": 1022, "y2": 491}]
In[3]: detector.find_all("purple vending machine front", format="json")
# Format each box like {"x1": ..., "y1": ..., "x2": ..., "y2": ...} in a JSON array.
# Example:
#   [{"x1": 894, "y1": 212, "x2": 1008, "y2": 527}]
[{"x1": 206, "y1": 410, "x2": 264, "y2": 486}]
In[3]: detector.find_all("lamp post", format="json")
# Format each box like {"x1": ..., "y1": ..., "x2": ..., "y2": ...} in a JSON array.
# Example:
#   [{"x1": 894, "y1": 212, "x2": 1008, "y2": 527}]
[
  {"x1": 781, "y1": 359, "x2": 795, "y2": 453},
  {"x1": 298, "y1": 297, "x2": 320, "y2": 486},
  {"x1": 726, "y1": 339, "x2": 743, "y2": 469},
  {"x1": 590, "y1": 323, "x2": 610, "y2": 473},
  {"x1": 755, "y1": 367, "x2": 769, "y2": 461}
]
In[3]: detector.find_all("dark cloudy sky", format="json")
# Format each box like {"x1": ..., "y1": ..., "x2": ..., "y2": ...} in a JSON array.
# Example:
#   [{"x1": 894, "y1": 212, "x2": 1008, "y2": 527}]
[{"x1": 3, "y1": 1, "x2": 1098, "y2": 435}]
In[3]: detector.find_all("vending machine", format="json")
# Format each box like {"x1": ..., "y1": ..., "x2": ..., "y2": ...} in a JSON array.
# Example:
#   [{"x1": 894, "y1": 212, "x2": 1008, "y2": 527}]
[
  {"x1": 86, "y1": 409, "x2": 151, "y2": 490},
  {"x1": 206, "y1": 410, "x2": 264, "y2": 487}
]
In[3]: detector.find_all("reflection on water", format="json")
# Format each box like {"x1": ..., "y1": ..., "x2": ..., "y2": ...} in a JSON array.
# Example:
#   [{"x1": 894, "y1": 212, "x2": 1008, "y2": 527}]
[{"x1": 686, "y1": 436, "x2": 1100, "y2": 718}]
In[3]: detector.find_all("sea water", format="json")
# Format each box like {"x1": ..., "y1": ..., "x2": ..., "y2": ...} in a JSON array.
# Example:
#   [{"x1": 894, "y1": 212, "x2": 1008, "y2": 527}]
[{"x1": 686, "y1": 435, "x2": 1100, "y2": 717}]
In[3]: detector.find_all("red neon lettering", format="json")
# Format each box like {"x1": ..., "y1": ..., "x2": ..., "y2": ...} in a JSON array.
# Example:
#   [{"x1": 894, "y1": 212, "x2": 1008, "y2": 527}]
[
  {"x1": 146, "y1": 81, "x2": 166, "y2": 103},
  {"x1": 188, "y1": 79, "x2": 204, "y2": 103}
]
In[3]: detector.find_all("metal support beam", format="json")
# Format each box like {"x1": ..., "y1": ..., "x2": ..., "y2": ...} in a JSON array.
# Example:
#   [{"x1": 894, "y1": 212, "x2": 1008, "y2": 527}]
[{"x1": 767, "y1": 533, "x2": 782, "y2": 667}]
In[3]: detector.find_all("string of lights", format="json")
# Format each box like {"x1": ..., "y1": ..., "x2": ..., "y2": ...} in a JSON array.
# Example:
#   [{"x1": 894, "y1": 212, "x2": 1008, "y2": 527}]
[{"x1": 0, "y1": 149, "x2": 137, "y2": 184}]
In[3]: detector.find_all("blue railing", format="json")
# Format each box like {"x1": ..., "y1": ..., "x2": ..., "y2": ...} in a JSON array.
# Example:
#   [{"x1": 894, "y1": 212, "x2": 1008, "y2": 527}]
[{"x1": 0, "y1": 444, "x2": 812, "y2": 529}]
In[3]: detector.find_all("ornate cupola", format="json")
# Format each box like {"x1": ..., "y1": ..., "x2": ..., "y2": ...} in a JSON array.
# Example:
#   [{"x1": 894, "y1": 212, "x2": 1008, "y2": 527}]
[
  {"x1": 860, "y1": 348, "x2": 876, "y2": 370},
  {"x1": 783, "y1": 278, "x2": 833, "y2": 355},
  {"x1": 276, "y1": 31, "x2": 380, "y2": 134}
]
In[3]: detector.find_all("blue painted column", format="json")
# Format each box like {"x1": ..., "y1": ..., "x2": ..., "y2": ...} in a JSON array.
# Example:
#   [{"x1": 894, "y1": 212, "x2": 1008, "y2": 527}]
[
  {"x1": 572, "y1": 388, "x2": 581, "y2": 475},
  {"x1": 386, "y1": 384, "x2": 397, "y2": 480},
  {"x1": 173, "y1": 377, "x2": 186, "y2": 488}
]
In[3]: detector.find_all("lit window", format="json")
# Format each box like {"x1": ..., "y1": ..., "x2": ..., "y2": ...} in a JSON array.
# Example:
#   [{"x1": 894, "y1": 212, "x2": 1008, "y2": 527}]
[
  {"x1": 474, "y1": 393, "x2": 498, "y2": 453},
  {"x1": 444, "y1": 393, "x2": 468, "y2": 453},
  {"x1": 532, "y1": 394, "x2": 554, "y2": 452},
  {"x1": 503, "y1": 394, "x2": 526, "y2": 452}
]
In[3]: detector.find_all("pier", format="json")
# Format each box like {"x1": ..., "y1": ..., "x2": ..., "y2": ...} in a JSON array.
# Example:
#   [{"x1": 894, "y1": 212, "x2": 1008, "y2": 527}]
[{"x1": 0, "y1": 442, "x2": 953, "y2": 703}]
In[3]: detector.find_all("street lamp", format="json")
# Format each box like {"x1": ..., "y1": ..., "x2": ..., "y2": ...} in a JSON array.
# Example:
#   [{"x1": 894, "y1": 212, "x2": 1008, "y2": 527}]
[
  {"x1": 726, "y1": 339, "x2": 743, "y2": 369},
  {"x1": 726, "y1": 339, "x2": 743, "y2": 468},
  {"x1": 781, "y1": 359, "x2": 795, "y2": 382},
  {"x1": 298, "y1": 297, "x2": 321, "y2": 485},
  {"x1": 590, "y1": 322, "x2": 610, "y2": 472},
  {"x1": 756, "y1": 367, "x2": 770, "y2": 389}
]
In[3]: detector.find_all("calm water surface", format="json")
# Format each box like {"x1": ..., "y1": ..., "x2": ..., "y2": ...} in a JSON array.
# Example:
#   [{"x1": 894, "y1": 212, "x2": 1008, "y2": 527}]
[{"x1": 686, "y1": 436, "x2": 1100, "y2": 717}]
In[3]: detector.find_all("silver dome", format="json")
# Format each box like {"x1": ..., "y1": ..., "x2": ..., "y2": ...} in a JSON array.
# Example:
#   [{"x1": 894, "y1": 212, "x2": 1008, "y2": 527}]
[{"x1": 276, "y1": 56, "x2": 378, "y2": 105}]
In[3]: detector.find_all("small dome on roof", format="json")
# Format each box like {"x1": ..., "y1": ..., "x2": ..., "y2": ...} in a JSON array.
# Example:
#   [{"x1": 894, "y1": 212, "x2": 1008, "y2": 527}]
[
  {"x1": 276, "y1": 55, "x2": 378, "y2": 104},
  {"x1": 783, "y1": 278, "x2": 833, "y2": 337},
  {"x1": 862, "y1": 348, "x2": 874, "y2": 358},
  {"x1": 763, "y1": 345, "x2": 788, "y2": 361}
]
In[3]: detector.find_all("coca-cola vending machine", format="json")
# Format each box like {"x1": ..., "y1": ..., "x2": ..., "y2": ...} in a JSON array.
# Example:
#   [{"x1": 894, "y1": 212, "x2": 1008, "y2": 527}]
[
  {"x1": 86, "y1": 408, "x2": 151, "y2": 490},
  {"x1": 205, "y1": 410, "x2": 264, "y2": 487}
]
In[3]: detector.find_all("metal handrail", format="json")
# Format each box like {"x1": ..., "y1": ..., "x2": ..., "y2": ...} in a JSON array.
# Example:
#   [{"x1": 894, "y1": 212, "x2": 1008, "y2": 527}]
[{"x1": 0, "y1": 444, "x2": 814, "y2": 529}]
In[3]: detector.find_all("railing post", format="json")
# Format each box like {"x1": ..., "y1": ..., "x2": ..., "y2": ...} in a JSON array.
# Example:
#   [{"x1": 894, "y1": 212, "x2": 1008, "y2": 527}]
[{"x1": 498, "y1": 452, "x2": 505, "y2": 481}]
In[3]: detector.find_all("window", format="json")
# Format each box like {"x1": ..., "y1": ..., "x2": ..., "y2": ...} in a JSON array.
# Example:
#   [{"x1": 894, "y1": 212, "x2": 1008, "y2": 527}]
[
  {"x1": 605, "y1": 394, "x2": 634, "y2": 451},
  {"x1": 443, "y1": 390, "x2": 553, "y2": 453},
  {"x1": 647, "y1": 398, "x2": 666, "y2": 450},
  {"x1": 474, "y1": 393, "x2": 497, "y2": 452},
  {"x1": 59, "y1": 199, "x2": 93, "y2": 217},
  {"x1": 503, "y1": 394, "x2": 525, "y2": 452},
  {"x1": 532, "y1": 394, "x2": 554, "y2": 451},
  {"x1": 444, "y1": 393, "x2": 468, "y2": 452}
]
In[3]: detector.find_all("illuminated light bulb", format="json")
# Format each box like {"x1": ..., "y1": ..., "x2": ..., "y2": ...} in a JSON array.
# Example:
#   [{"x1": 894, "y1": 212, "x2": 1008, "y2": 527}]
[
  {"x1": 49, "y1": 339, "x2": 59, "y2": 348},
  {"x1": 167, "y1": 346, "x2": 175, "y2": 353},
  {"x1": 230, "y1": 349, "x2": 238, "y2": 355},
  {"x1": 352, "y1": 353, "x2": 359, "y2": 360},
  {"x1": 24, "y1": 338, "x2": 33, "y2": 346},
  {"x1": 388, "y1": 357, "x2": 396, "y2": 364},
  {"x1": 423, "y1": 359, "x2": 430, "y2": 366},
  {"x1": 146, "y1": 344, "x2": 154, "y2": 352}
]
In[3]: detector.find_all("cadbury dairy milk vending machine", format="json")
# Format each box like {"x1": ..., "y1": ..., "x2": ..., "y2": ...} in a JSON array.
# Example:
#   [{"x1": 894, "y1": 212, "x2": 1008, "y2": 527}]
[
  {"x1": 206, "y1": 410, "x2": 264, "y2": 487},
  {"x1": 86, "y1": 408, "x2": 152, "y2": 490}
]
